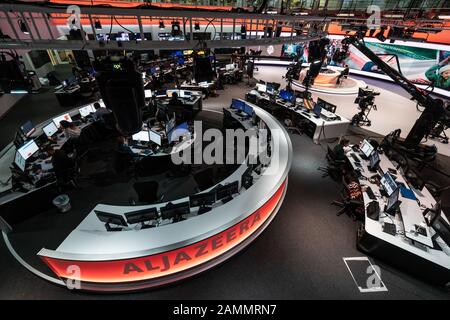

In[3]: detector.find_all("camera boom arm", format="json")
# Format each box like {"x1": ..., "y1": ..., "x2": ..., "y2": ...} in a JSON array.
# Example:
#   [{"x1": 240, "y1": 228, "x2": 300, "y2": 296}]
[{"x1": 345, "y1": 35, "x2": 446, "y2": 147}]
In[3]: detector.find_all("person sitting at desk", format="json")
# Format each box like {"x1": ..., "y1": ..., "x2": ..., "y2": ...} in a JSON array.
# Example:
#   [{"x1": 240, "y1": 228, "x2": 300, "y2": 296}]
[
  {"x1": 336, "y1": 64, "x2": 350, "y2": 85},
  {"x1": 116, "y1": 136, "x2": 136, "y2": 156},
  {"x1": 169, "y1": 92, "x2": 184, "y2": 106},
  {"x1": 60, "y1": 120, "x2": 81, "y2": 139},
  {"x1": 44, "y1": 145, "x2": 76, "y2": 186},
  {"x1": 333, "y1": 138, "x2": 350, "y2": 161},
  {"x1": 92, "y1": 102, "x2": 111, "y2": 121}
]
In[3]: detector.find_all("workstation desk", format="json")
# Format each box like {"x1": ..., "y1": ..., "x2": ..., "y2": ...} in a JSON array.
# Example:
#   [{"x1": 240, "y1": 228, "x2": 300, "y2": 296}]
[
  {"x1": 34, "y1": 101, "x2": 293, "y2": 292},
  {"x1": 246, "y1": 89, "x2": 350, "y2": 143},
  {"x1": 153, "y1": 89, "x2": 203, "y2": 113},
  {"x1": 0, "y1": 102, "x2": 105, "y2": 225},
  {"x1": 346, "y1": 150, "x2": 450, "y2": 286}
]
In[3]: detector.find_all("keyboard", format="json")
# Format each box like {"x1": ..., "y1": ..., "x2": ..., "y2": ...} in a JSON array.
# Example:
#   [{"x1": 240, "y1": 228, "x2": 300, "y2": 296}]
[
  {"x1": 383, "y1": 223, "x2": 397, "y2": 236},
  {"x1": 365, "y1": 186, "x2": 377, "y2": 200},
  {"x1": 350, "y1": 153, "x2": 361, "y2": 163}
]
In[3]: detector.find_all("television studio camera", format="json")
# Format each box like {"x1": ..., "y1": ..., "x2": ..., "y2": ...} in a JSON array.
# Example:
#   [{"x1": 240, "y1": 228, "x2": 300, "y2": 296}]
[
  {"x1": 428, "y1": 102, "x2": 450, "y2": 144},
  {"x1": 351, "y1": 86, "x2": 380, "y2": 127}
]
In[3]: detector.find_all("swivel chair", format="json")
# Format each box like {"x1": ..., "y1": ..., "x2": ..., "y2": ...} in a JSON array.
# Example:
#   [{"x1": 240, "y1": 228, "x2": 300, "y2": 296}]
[
  {"x1": 331, "y1": 188, "x2": 364, "y2": 221},
  {"x1": 132, "y1": 181, "x2": 159, "y2": 204},
  {"x1": 317, "y1": 146, "x2": 346, "y2": 181}
]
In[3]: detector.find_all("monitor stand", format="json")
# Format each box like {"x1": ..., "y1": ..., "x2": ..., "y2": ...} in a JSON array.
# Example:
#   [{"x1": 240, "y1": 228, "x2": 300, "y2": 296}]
[
  {"x1": 105, "y1": 223, "x2": 124, "y2": 232},
  {"x1": 221, "y1": 194, "x2": 233, "y2": 204},
  {"x1": 140, "y1": 222, "x2": 154, "y2": 229},
  {"x1": 198, "y1": 205, "x2": 212, "y2": 215}
]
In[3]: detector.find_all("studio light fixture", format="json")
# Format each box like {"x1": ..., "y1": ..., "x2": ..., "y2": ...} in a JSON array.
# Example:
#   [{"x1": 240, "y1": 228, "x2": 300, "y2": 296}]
[
  {"x1": 159, "y1": 21, "x2": 165, "y2": 29},
  {"x1": 18, "y1": 19, "x2": 29, "y2": 34},
  {"x1": 94, "y1": 19, "x2": 102, "y2": 30},
  {"x1": 194, "y1": 21, "x2": 200, "y2": 30},
  {"x1": 171, "y1": 20, "x2": 182, "y2": 37}
]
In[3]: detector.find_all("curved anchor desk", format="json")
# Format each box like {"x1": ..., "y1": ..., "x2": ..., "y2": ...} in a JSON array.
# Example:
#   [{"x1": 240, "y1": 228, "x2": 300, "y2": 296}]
[{"x1": 22, "y1": 101, "x2": 293, "y2": 292}]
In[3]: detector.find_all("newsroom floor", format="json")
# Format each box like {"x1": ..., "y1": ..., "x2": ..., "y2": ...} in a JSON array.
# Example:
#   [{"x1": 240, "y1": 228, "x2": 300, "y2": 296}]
[{"x1": 0, "y1": 67, "x2": 450, "y2": 299}]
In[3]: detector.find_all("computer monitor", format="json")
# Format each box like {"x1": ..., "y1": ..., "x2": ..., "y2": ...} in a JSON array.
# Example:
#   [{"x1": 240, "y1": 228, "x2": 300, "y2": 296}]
[
  {"x1": 160, "y1": 201, "x2": 190, "y2": 221},
  {"x1": 168, "y1": 122, "x2": 189, "y2": 144},
  {"x1": 369, "y1": 151, "x2": 381, "y2": 171},
  {"x1": 317, "y1": 98, "x2": 337, "y2": 113},
  {"x1": 243, "y1": 103, "x2": 254, "y2": 117},
  {"x1": 43, "y1": 122, "x2": 58, "y2": 138},
  {"x1": 167, "y1": 89, "x2": 179, "y2": 98},
  {"x1": 279, "y1": 89, "x2": 294, "y2": 102},
  {"x1": 98, "y1": 99, "x2": 106, "y2": 108},
  {"x1": 132, "y1": 130, "x2": 150, "y2": 142},
  {"x1": 180, "y1": 90, "x2": 191, "y2": 98},
  {"x1": 216, "y1": 181, "x2": 239, "y2": 203},
  {"x1": 66, "y1": 76, "x2": 77, "y2": 86},
  {"x1": 144, "y1": 89, "x2": 152, "y2": 98},
  {"x1": 20, "y1": 121, "x2": 35, "y2": 137},
  {"x1": 256, "y1": 83, "x2": 267, "y2": 93},
  {"x1": 226, "y1": 64, "x2": 235, "y2": 71},
  {"x1": 266, "y1": 83, "x2": 275, "y2": 95},
  {"x1": 313, "y1": 102, "x2": 322, "y2": 117},
  {"x1": 95, "y1": 210, "x2": 128, "y2": 227},
  {"x1": 231, "y1": 99, "x2": 245, "y2": 112},
  {"x1": 78, "y1": 104, "x2": 96, "y2": 118},
  {"x1": 156, "y1": 90, "x2": 167, "y2": 98},
  {"x1": 385, "y1": 188, "x2": 400, "y2": 216},
  {"x1": 177, "y1": 58, "x2": 185, "y2": 65},
  {"x1": 381, "y1": 172, "x2": 398, "y2": 197},
  {"x1": 360, "y1": 139, "x2": 374, "y2": 158},
  {"x1": 149, "y1": 130, "x2": 162, "y2": 146},
  {"x1": 166, "y1": 117, "x2": 176, "y2": 136},
  {"x1": 116, "y1": 32, "x2": 130, "y2": 41},
  {"x1": 190, "y1": 192, "x2": 215, "y2": 208},
  {"x1": 14, "y1": 151, "x2": 26, "y2": 172},
  {"x1": 53, "y1": 113, "x2": 72, "y2": 128},
  {"x1": 241, "y1": 167, "x2": 254, "y2": 189},
  {"x1": 17, "y1": 139, "x2": 39, "y2": 160},
  {"x1": 125, "y1": 208, "x2": 158, "y2": 225}
]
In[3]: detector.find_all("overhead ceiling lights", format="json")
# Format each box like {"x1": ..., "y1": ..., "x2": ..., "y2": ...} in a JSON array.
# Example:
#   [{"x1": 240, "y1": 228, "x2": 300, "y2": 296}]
[
  {"x1": 194, "y1": 21, "x2": 200, "y2": 30},
  {"x1": 94, "y1": 19, "x2": 102, "y2": 30},
  {"x1": 171, "y1": 21, "x2": 182, "y2": 37},
  {"x1": 159, "y1": 21, "x2": 165, "y2": 29},
  {"x1": 18, "y1": 19, "x2": 29, "y2": 34}
]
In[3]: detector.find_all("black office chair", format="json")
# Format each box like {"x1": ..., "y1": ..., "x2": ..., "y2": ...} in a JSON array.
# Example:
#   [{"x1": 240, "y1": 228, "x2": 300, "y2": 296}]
[
  {"x1": 331, "y1": 189, "x2": 364, "y2": 221},
  {"x1": 132, "y1": 181, "x2": 159, "y2": 204},
  {"x1": 317, "y1": 146, "x2": 346, "y2": 180}
]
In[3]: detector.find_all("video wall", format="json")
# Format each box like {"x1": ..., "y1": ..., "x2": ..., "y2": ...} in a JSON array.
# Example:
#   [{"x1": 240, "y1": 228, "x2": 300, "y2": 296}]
[{"x1": 282, "y1": 38, "x2": 450, "y2": 93}]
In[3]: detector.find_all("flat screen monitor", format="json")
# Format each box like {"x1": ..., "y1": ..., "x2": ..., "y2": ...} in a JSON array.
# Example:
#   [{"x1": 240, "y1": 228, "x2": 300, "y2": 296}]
[
  {"x1": 125, "y1": 208, "x2": 158, "y2": 225},
  {"x1": 431, "y1": 209, "x2": 450, "y2": 247},
  {"x1": 98, "y1": 99, "x2": 106, "y2": 108},
  {"x1": 168, "y1": 122, "x2": 189, "y2": 144},
  {"x1": 266, "y1": 83, "x2": 275, "y2": 95},
  {"x1": 166, "y1": 117, "x2": 176, "y2": 136},
  {"x1": 177, "y1": 58, "x2": 185, "y2": 65},
  {"x1": 317, "y1": 97, "x2": 337, "y2": 113},
  {"x1": 53, "y1": 113, "x2": 72, "y2": 128},
  {"x1": 216, "y1": 181, "x2": 239, "y2": 201},
  {"x1": 149, "y1": 130, "x2": 162, "y2": 146},
  {"x1": 132, "y1": 130, "x2": 150, "y2": 142},
  {"x1": 79, "y1": 104, "x2": 96, "y2": 118},
  {"x1": 156, "y1": 90, "x2": 167, "y2": 98},
  {"x1": 189, "y1": 192, "x2": 215, "y2": 207},
  {"x1": 243, "y1": 104, "x2": 254, "y2": 117},
  {"x1": 226, "y1": 64, "x2": 235, "y2": 71},
  {"x1": 20, "y1": 121, "x2": 35, "y2": 137},
  {"x1": 160, "y1": 201, "x2": 190, "y2": 220},
  {"x1": 66, "y1": 76, "x2": 77, "y2": 86},
  {"x1": 116, "y1": 32, "x2": 130, "y2": 41},
  {"x1": 14, "y1": 151, "x2": 26, "y2": 172},
  {"x1": 167, "y1": 89, "x2": 179, "y2": 98},
  {"x1": 279, "y1": 89, "x2": 293, "y2": 102},
  {"x1": 360, "y1": 139, "x2": 374, "y2": 158},
  {"x1": 180, "y1": 90, "x2": 191, "y2": 98},
  {"x1": 43, "y1": 122, "x2": 58, "y2": 138},
  {"x1": 231, "y1": 99, "x2": 245, "y2": 111},
  {"x1": 385, "y1": 188, "x2": 400, "y2": 215},
  {"x1": 369, "y1": 151, "x2": 380, "y2": 169},
  {"x1": 381, "y1": 172, "x2": 398, "y2": 197},
  {"x1": 256, "y1": 83, "x2": 267, "y2": 93},
  {"x1": 313, "y1": 102, "x2": 322, "y2": 117},
  {"x1": 144, "y1": 89, "x2": 152, "y2": 98},
  {"x1": 17, "y1": 139, "x2": 39, "y2": 160},
  {"x1": 95, "y1": 210, "x2": 128, "y2": 227}
]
